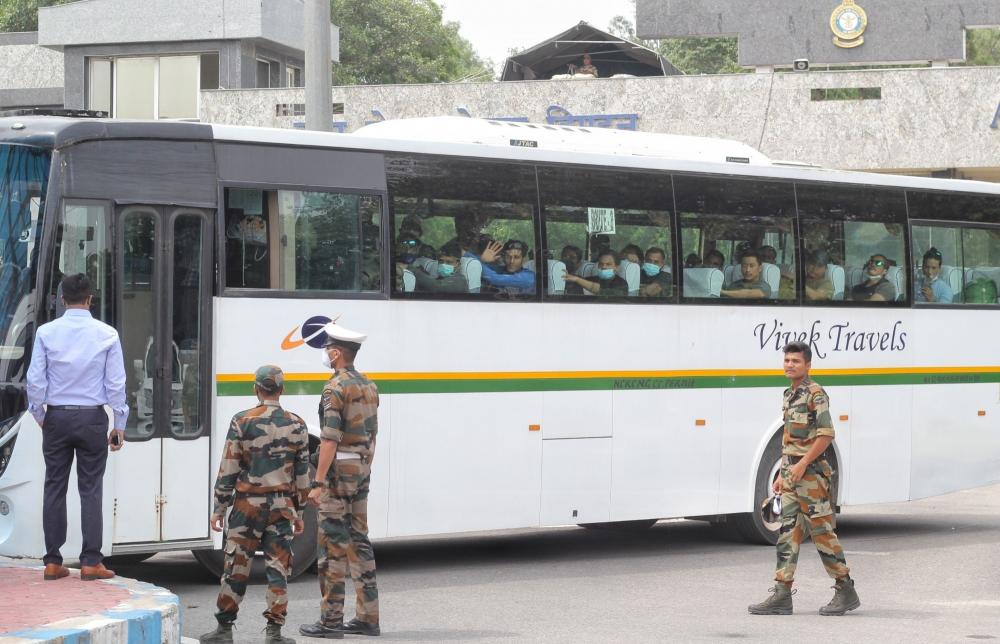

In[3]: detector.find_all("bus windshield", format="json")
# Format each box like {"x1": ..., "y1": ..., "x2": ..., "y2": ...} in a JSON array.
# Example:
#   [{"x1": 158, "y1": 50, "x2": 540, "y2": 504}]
[{"x1": 0, "y1": 144, "x2": 50, "y2": 377}]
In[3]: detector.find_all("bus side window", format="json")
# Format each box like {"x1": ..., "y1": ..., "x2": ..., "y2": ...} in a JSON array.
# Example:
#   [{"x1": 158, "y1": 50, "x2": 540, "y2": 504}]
[
  {"x1": 909, "y1": 192, "x2": 1000, "y2": 306},
  {"x1": 223, "y1": 187, "x2": 382, "y2": 293},
  {"x1": 385, "y1": 155, "x2": 539, "y2": 300},
  {"x1": 797, "y1": 184, "x2": 907, "y2": 305},
  {"x1": 537, "y1": 166, "x2": 675, "y2": 301},
  {"x1": 674, "y1": 175, "x2": 796, "y2": 303}
]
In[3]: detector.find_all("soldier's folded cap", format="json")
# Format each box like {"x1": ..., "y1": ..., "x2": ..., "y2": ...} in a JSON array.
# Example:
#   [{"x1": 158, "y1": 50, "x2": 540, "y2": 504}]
[
  {"x1": 254, "y1": 364, "x2": 284, "y2": 392},
  {"x1": 322, "y1": 322, "x2": 367, "y2": 350}
]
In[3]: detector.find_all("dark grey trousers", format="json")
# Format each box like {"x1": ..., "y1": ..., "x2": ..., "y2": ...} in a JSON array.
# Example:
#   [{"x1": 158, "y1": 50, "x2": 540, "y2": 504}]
[{"x1": 41, "y1": 407, "x2": 109, "y2": 566}]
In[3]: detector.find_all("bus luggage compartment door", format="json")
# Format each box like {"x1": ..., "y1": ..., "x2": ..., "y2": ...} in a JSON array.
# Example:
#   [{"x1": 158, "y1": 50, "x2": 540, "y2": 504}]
[{"x1": 540, "y1": 437, "x2": 611, "y2": 525}]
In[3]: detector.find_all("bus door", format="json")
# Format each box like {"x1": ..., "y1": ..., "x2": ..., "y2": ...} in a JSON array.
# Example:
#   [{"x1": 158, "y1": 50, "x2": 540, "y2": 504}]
[{"x1": 112, "y1": 206, "x2": 212, "y2": 547}]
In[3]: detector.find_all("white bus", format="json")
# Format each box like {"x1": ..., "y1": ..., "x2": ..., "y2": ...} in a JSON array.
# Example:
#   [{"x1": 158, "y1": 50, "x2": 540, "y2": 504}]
[{"x1": 1, "y1": 114, "x2": 998, "y2": 577}]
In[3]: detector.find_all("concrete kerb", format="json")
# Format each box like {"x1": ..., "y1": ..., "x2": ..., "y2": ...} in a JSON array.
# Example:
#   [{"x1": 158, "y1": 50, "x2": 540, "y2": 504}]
[{"x1": 0, "y1": 560, "x2": 182, "y2": 644}]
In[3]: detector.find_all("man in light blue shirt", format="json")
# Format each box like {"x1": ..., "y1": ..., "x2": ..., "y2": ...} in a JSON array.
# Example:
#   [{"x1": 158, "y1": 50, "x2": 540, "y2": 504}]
[{"x1": 26, "y1": 273, "x2": 128, "y2": 582}]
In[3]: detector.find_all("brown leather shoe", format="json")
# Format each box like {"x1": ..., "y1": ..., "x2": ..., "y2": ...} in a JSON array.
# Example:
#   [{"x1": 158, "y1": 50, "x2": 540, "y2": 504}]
[
  {"x1": 43, "y1": 563, "x2": 70, "y2": 580},
  {"x1": 80, "y1": 563, "x2": 115, "y2": 581}
]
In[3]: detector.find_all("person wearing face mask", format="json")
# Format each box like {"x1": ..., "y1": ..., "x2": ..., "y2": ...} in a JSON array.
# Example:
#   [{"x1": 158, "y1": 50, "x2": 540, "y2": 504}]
[
  {"x1": 563, "y1": 248, "x2": 627, "y2": 296},
  {"x1": 639, "y1": 247, "x2": 673, "y2": 298},
  {"x1": 201, "y1": 365, "x2": 309, "y2": 644},
  {"x1": 850, "y1": 254, "x2": 896, "y2": 302},
  {"x1": 413, "y1": 241, "x2": 467, "y2": 293},
  {"x1": 915, "y1": 247, "x2": 953, "y2": 304},
  {"x1": 300, "y1": 324, "x2": 381, "y2": 640}
]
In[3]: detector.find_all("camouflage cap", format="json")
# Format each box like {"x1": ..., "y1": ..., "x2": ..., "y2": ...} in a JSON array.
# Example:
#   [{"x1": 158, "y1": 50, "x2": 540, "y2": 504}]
[{"x1": 254, "y1": 364, "x2": 284, "y2": 393}]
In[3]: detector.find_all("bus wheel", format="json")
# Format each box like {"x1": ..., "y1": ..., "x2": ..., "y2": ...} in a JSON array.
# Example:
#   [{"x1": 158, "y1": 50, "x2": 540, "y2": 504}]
[
  {"x1": 727, "y1": 436, "x2": 783, "y2": 545},
  {"x1": 192, "y1": 503, "x2": 319, "y2": 580}
]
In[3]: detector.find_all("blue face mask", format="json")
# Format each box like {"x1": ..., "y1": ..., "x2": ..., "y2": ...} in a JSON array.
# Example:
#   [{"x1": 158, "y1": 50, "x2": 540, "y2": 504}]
[
  {"x1": 437, "y1": 263, "x2": 455, "y2": 278},
  {"x1": 597, "y1": 268, "x2": 615, "y2": 280},
  {"x1": 643, "y1": 262, "x2": 661, "y2": 277},
  {"x1": 400, "y1": 254, "x2": 416, "y2": 265}
]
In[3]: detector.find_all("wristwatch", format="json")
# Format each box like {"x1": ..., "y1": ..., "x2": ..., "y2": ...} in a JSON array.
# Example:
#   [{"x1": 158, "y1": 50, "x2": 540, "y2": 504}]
[{"x1": 310, "y1": 480, "x2": 326, "y2": 489}]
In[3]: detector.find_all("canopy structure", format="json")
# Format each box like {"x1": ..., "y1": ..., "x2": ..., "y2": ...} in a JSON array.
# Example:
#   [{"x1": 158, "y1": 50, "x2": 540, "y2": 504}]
[{"x1": 500, "y1": 21, "x2": 680, "y2": 81}]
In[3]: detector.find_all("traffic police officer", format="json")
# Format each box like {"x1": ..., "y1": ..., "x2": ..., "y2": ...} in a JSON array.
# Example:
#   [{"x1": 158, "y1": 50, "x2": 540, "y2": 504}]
[
  {"x1": 200, "y1": 365, "x2": 311, "y2": 644},
  {"x1": 749, "y1": 341, "x2": 860, "y2": 616},
  {"x1": 300, "y1": 323, "x2": 381, "y2": 639}
]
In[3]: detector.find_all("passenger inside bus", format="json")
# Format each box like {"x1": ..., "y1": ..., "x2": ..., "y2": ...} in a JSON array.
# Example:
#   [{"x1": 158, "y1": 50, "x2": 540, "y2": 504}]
[
  {"x1": 394, "y1": 234, "x2": 421, "y2": 291},
  {"x1": 850, "y1": 254, "x2": 896, "y2": 302},
  {"x1": 804, "y1": 251, "x2": 835, "y2": 301},
  {"x1": 639, "y1": 247, "x2": 672, "y2": 298},
  {"x1": 413, "y1": 241, "x2": 467, "y2": 294},
  {"x1": 720, "y1": 250, "x2": 771, "y2": 299},
  {"x1": 560, "y1": 245, "x2": 584, "y2": 295},
  {"x1": 760, "y1": 245, "x2": 795, "y2": 299},
  {"x1": 563, "y1": 248, "x2": 627, "y2": 296},
  {"x1": 685, "y1": 253, "x2": 702, "y2": 268},
  {"x1": 479, "y1": 239, "x2": 535, "y2": 295},
  {"x1": 621, "y1": 244, "x2": 643, "y2": 265},
  {"x1": 915, "y1": 247, "x2": 953, "y2": 304},
  {"x1": 704, "y1": 249, "x2": 725, "y2": 269}
]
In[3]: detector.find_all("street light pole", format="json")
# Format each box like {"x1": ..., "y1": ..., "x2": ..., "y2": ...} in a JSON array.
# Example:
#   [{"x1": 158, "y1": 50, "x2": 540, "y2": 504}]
[{"x1": 305, "y1": 0, "x2": 333, "y2": 131}]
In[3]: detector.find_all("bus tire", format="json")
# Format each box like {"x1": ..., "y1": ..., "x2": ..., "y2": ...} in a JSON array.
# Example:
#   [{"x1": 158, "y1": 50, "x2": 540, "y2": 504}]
[
  {"x1": 727, "y1": 435, "x2": 783, "y2": 545},
  {"x1": 192, "y1": 503, "x2": 318, "y2": 581},
  {"x1": 727, "y1": 436, "x2": 842, "y2": 545}
]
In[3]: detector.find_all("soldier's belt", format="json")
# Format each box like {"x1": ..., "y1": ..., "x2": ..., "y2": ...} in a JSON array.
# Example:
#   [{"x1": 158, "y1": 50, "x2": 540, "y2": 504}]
[
  {"x1": 336, "y1": 452, "x2": 363, "y2": 461},
  {"x1": 234, "y1": 489, "x2": 293, "y2": 497},
  {"x1": 781, "y1": 454, "x2": 804, "y2": 466}
]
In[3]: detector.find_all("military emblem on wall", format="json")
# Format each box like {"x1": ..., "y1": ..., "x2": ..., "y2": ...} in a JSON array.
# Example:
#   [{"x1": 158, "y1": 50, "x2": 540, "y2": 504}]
[{"x1": 830, "y1": 0, "x2": 868, "y2": 48}]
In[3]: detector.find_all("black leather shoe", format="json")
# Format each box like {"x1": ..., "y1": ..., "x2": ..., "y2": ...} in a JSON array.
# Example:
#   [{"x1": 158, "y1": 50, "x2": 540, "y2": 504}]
[
  {"x1": 298, "y1": 621, "x2": 344, "y2": 639},
  {"x1": 343, "y1": 619, "x2": 380, "y2": 636}
]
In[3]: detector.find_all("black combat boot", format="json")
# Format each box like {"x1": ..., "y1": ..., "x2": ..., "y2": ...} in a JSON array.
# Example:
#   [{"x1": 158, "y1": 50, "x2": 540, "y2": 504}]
[
  {"x1": 747, "y1": 583, "x2": 794, "y2": 615},
  {"x1": 343, "y1": 618, "x2": 381, "y2": 636},
  {"x1": 820, "y1": 576, "x2": 860, "y2": 615},
  {"x1": 298, "y1": 620, "x2": 344, "y2": 639},
  {"x1": 198, "y1": 621, "x2": 234, "y2": 643},
  {"x1": 264, "y1": 622, "x2": 295, "y2": 643}
]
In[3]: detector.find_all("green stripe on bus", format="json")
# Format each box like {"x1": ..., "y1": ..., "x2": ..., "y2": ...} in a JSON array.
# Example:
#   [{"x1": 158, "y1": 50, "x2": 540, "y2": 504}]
[{"x1": 215, "y1": 371, "x2": 1000, "y2": 396}]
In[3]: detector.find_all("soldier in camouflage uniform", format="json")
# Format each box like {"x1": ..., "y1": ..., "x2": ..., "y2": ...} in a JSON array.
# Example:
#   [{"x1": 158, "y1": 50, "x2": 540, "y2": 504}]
[
  {"x1": 300, "y1": 323, "x2": 381, "y2": 640},
  {"x1": 199, "y1": 365, "x2": 311, "y2": 644},
  {"x1": 749, "y1": 341, "x2": 860, "y2": 617}
]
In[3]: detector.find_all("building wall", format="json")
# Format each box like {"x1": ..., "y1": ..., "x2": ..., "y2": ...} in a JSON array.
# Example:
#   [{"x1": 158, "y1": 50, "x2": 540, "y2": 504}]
[
  {"x1": 199, "y1": 67, "x2": 1000, "y2": 175},
  {"x1": 0, "y1": 34, "x2": 64, "y2": 109},
  {"x1": 61, "y1": 40, "x2": 246, "y2": 109},
  {"x1": 636, "y1": 0, "x2": 1000, "y2": 68}
]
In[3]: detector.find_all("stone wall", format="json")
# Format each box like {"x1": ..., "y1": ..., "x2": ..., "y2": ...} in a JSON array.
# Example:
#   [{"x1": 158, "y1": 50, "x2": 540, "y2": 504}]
[
  {"x1": 0, "y1": 35, "x2": 64, "y2": 109},
  {"x1": 199, "y1": 66, "x2": 1000, "y2": 174}
]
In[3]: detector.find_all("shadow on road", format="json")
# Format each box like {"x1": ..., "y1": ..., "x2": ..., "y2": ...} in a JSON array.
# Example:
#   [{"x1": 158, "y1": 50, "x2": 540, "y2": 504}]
[{"x1": 111, "y1": 507, "x2": 998, "y2": 588}]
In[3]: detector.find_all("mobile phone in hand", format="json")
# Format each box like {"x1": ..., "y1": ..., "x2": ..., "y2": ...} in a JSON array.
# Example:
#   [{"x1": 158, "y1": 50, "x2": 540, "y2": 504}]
[{"x1": 111, "y1": 432, "x2": 123, "y2": 447}]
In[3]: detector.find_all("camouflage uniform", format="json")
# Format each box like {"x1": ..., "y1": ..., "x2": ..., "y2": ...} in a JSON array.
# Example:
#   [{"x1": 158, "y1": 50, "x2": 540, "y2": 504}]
[
  {"x1": 775, "y1": 379, "x2": 850, "y2": 583},
  {"x1": 212, "y1": 390, "x2": 310, "y2": 626},
  {"x1": 317, "y1": 367, "x2": 380, "y2": 627}
]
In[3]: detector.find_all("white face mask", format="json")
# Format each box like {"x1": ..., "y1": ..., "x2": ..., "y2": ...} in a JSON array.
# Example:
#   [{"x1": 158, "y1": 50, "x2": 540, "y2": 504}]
[{"x1": 321, "y1": 349, "x2": 335, "y2": 370}]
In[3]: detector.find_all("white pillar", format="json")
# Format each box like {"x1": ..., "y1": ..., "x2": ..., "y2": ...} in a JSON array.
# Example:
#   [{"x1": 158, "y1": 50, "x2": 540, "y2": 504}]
[{"x1": 305, "y1": 0, "x2": 333, "y2": 131}]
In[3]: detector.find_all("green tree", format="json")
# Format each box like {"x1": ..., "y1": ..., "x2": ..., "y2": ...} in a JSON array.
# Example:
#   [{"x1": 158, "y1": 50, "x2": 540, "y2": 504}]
[
  {"x1": 331, "y1": 0, "x2": 492, "y2": 84},
  {"x1": 966, "y1": 28, "x2": 1000, "y2": 66},
  {"x1": 0, "y1": 0, "x2": 72, "y2": 32}
]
